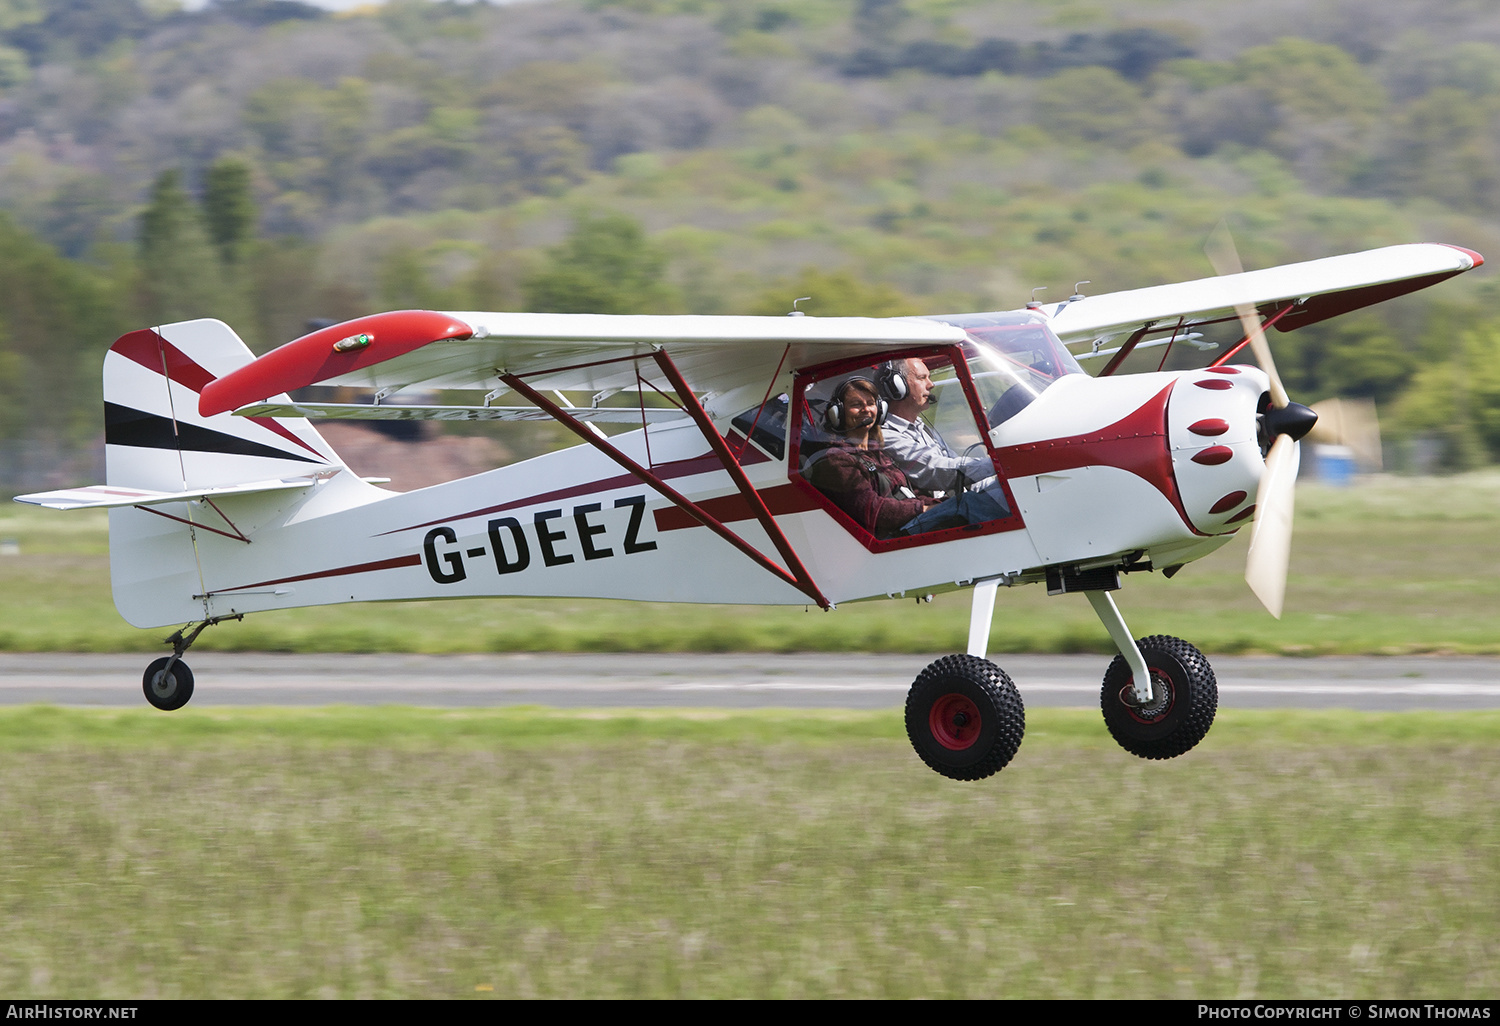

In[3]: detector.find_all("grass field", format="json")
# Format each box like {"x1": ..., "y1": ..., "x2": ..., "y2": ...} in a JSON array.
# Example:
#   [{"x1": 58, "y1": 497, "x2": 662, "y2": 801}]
[
  {"x1": 5, "y1": 471, "x2": 1500, "y2": 655},
  {"x1": 0, "y1": 707, "x2": 1494, "y2": 999},
  {"x1": 4, "y1": 477, "x2": 1497, "y2": 999}
]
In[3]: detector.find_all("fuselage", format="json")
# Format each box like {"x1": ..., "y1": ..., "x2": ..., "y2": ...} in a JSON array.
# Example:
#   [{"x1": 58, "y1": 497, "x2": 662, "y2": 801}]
[{"x1": 109, "y1": 346, "x2": 1271, "y2": 628}]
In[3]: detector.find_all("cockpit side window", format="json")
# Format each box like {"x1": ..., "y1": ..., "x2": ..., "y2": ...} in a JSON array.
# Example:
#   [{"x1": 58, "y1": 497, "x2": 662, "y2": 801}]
[
  {"x1": 788, "y1": 347, "x2": 1024, "y2": 551},
  {"x1": 730, "y1": 393, "x2": 789, "y2": 459},
  {"x1": 927, "y1": 313, "x2": 1082, "y2": 428}
]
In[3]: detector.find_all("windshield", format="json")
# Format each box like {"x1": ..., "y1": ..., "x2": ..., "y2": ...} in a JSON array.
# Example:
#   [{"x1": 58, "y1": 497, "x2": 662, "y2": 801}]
[{"x1": 927, "y1": 312, "x2": 1083, "y2": 427}]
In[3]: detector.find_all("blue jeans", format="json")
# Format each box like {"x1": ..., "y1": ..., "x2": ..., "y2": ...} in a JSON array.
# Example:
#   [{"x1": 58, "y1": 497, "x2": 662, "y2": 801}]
[{"x1": 899, "y1": 486, "x2": 1011, "y2": 536}]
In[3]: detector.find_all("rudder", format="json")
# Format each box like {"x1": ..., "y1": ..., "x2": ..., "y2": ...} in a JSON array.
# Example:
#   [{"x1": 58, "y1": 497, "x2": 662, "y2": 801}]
[
  {"x1": 105, "y1": 318, "x2": 341, "y2": 492},
  {"x1": 103, "y1": 319, "x2": 344, "y2": 628}
]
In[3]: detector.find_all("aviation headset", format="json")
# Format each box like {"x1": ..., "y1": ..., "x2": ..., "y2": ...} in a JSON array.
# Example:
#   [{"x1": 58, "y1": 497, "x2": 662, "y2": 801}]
[
  {"x1": 824, "y1": 376, "x2": 888, "y2": 433},
  {"x1": 875, "y1": 359, "x2": 909, "y2": 402}
]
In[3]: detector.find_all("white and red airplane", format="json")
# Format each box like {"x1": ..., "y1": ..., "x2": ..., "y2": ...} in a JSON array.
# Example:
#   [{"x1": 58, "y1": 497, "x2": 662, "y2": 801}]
[{"x1": 16, "y1": 239, "x2": 1483, "y2": 779}]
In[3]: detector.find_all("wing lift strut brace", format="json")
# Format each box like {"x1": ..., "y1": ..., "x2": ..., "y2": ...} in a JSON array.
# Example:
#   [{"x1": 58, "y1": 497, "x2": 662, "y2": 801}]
[
  {"x1": 500, "y1": 350, "x2": 830, "y2": 609},
  {"x1": 1095, "y1": 302, "x2": 1297, "y2": 376},
  {"x1": 1209, "y1": 302, "x2": 1296, "y2": 367}
]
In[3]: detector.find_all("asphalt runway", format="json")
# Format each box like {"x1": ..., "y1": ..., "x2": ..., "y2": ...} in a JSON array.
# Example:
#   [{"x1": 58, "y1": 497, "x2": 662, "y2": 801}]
[{"x1": 2, "y1": 651, "x2": 1499, "y2": 710}]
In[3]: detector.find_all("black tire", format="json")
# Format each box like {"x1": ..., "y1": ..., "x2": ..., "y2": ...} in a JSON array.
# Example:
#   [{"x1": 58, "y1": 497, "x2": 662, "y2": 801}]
[
  {"x1": 1100, "y1": 635, "x2": 1216, "y2": 760},
  {"x1": 143, "y1": 657, "x2": 194, "y2": 711},
  {"x1": 905, "y1": 654, "x2": 1025, "y2": 781}
]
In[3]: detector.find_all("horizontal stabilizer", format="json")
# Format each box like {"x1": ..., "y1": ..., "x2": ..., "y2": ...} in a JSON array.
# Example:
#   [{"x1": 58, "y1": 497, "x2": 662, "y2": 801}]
[
  {"x1": 235, "y1": 401, "x2": 691, "y2": 423},
  {"x1": 14, "y1": 477, "x2": 319, "y2": 511}
]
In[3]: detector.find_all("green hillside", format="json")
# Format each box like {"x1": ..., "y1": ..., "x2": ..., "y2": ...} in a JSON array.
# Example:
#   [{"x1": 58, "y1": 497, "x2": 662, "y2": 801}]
[{"x1": 3, "y1": 0, "x2": 1500, "y2": 489}]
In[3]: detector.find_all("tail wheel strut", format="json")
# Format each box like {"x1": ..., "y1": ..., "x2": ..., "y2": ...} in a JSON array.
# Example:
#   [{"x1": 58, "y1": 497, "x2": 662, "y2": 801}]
[{"x1": 141, "y1": 613, "x2": 242, "y2": 711}]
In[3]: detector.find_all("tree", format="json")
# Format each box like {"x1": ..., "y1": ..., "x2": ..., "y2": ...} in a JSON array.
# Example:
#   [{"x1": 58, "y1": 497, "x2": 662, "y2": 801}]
[
  {"x1": 4, "y1": 0, "x2": 152, "y2": 63},
  {"x1": 1280, "y1": 314, "x2": 1416, "y2": 407},
  {"x1": 138, "y1": 169, "x2": 241, "y2": 327},
  {"x1": 0, "y1": 213, "x2": 125, "y2": 488},
  {"x1": 202, "y1": 158, "x2": 257, "y2": 267},
  {"x1": 749, "y1": 268, "x2": 918, "y2": 317},
  {"x1": 522, "y1": 212, "x2": 676, "y2": 314},
  {"x1": 1235, "y1": 39, "x2": 1385, "y2": 123},
  {"x1": 1371, "y1": 89, "x2": 1500, "y2": 212},
  {"x1": 1390, "y1": 326, "x2": 1500, "y2": 470},
  {"x1": 1032, "y1": 67, "x2": 1157, "y2": 147},
  {"x1": 1233, "y1": 38, "x2": 1384, "y2": 188}
]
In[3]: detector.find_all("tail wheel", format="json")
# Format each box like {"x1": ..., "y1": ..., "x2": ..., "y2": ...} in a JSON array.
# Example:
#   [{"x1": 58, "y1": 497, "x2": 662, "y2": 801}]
[
  {"x1": 906, "y1": 654, "x2": 1025, "y2": 781},
  {"x1": 143, "y1": 657, "x2": 194, "y2": 712},
  {"x1": 1100, "y1": 635, "x2": 1217, "y2": 760}
]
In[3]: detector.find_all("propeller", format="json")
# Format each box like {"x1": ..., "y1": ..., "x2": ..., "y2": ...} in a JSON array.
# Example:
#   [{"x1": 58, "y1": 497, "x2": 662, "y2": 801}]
[
  {"x1": 1309, "y1": 397, "x2": 1383, "y2": 472},
  {"x1": 1204, "y1": 223, "x2": 1318, "y2": 618}
]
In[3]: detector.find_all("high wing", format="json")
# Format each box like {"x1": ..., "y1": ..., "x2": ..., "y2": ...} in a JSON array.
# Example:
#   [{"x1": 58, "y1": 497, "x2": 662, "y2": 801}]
[
  {"x1": 196, "y1": 243, "x2": 1480, "y2": 415},
  {"x1": 199, "y1": 312, "x2": 968, "y2": 420},
  {"x1": 193, "y1": 311, "x2": 976, "y2": 613},
  {"x1": 1044, "y1": 243, "x2": 1482, "y2": 372}
]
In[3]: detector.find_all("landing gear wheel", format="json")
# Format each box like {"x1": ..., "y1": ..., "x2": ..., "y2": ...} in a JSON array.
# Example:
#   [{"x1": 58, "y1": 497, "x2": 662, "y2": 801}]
[
  {"x1": 143, "y1": 657, "x2": 194, "y2": 711},
  {"x1": 1100, "y1": 635, "x2": 1216, "y2": 760},
  {"x1": 906, "y1": 654, "x2": 1025, "y2": 781}
]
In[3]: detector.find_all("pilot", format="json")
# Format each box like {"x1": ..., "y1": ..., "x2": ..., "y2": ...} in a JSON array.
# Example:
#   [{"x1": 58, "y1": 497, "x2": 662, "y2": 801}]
[
  {"x1": 878, "y1": 358, "x2": 1012, "y2": 533},
  {"x1": 803, "y1": 376, "x2": 934, "y2": 538},
  {"x1": 878, "y1": 358, "x2": 991, "y2": 494}
]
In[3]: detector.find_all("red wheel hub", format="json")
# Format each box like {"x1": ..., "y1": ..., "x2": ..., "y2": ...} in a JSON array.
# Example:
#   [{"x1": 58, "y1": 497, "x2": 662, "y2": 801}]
[
  {"x1": 929, "y1": 692, "x2": 982, "y2": 750},
  {"x1": 1124, "y1": 667, "x2": 1176, "y2": 724}
]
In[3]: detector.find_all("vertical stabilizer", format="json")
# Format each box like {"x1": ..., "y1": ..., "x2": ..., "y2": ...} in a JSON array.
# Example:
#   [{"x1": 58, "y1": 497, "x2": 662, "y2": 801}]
[
  {"x1": 105, "y1": 319, "x2": 340, "y2": 491},
  {"x1": 103, "y1": 319, "x2": 345, "y2": 627}
]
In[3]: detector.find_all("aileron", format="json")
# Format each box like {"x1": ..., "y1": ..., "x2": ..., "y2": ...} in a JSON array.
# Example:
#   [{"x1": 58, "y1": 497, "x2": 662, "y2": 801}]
[{"x1": 1048, "y1": 243, "x2": 1481, "y2": 351}]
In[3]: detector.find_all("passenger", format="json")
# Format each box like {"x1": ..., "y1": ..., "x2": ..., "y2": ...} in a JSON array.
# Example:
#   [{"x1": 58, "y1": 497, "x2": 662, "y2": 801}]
[
  {"x1": 803, "y1": 376, "x2": 935, "y2": 538},
  {"x1": 877, "y1": 357, "x2": 1013, "y2": 534}
]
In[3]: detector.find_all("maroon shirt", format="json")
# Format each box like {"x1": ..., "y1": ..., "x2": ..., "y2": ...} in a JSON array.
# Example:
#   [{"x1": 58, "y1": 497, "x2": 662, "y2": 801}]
[{"x1": 804, "y1": 439, "x2": 927, "y2": 538}]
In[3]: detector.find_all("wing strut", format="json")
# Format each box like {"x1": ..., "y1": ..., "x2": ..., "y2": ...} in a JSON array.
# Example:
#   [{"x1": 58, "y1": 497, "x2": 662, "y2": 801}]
[
  {"x1": 1209, "y1": 302, "x2": 1296, "y2": 368},
  {"x1": 500, "y1": 357, "x2": 830, "y2": 609},
  {"x1": 1097, "y1": 323, "x2": 1155, "y2": 377}
]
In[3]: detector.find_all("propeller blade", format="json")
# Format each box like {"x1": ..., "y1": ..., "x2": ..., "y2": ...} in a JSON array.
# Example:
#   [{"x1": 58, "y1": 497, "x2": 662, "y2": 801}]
[
  {"x1": 1310, "y1": 397, "x2": 1383, "y2": 471},
  {"x1": 1245, "y1": 433, "x2": 1300, "y2": 619},
  {"x1": 1204, "y1": 223, "x2": 1290, "y2": 409}
]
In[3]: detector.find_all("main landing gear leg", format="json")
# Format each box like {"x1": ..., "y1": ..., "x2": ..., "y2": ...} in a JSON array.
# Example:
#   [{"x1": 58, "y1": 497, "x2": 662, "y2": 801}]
[
  {"x1": 967, "y1": 578, "x2": 1000, "y2": 659},
  {"x1": 1087, "y1": 591, "x2": 1219, "y2": 760},
  {"x1": 904, "y1": 578, "x2": 1025, "y2": 781},
  {"x1": 142, "y1": 614, "x2": 242, "y2": 711},
  {"x1": 1085, "y1": 591, "x2": 1153, "y2": 706}
]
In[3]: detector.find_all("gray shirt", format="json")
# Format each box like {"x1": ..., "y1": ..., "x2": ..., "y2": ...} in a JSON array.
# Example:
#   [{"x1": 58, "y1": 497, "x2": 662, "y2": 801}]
[{"x1": 882, "y1": 414, "x2": 994, "y2": 494}]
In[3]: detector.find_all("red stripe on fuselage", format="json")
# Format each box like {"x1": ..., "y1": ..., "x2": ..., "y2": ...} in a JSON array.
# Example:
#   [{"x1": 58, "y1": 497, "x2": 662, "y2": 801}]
[
  {"x1": 110, "y1": 329, "x2": 326, "y2": 460},
  {"x1": 214, "y1": 553, "x2": 423, "y2": 593},
  {"x1": 995, "y1": 382, "x2": 1199, "y2": 533},
  {"x1": 377, "y1": 435, "x2": 772, "y2": 536},
  {"x1": 652, "y1": 483, "x2": 821, "y2": 531}
]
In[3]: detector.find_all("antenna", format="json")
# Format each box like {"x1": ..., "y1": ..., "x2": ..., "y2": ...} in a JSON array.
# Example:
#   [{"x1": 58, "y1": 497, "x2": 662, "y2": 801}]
[
  {"x1": 1026, "y1": 286, "x2": 1047, "y2": 310},
  {"x1": 789, "y1": 296, "x2": 812, "y2": 317},
  {"x1": 1070, "y1": 281, "x2": 1090, "y2": 302}
]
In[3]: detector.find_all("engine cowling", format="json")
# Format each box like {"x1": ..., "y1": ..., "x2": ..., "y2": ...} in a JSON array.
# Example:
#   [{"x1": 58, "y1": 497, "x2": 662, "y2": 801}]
[{"x1": 1167, "y1": 365, "x2": 1270, "y2": 536}]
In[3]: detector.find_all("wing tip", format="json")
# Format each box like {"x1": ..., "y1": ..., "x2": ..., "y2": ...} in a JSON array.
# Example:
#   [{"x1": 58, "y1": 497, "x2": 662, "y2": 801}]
[{"x1": 1439, "y1": 244, "x2": 1485, "y2": 269}]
